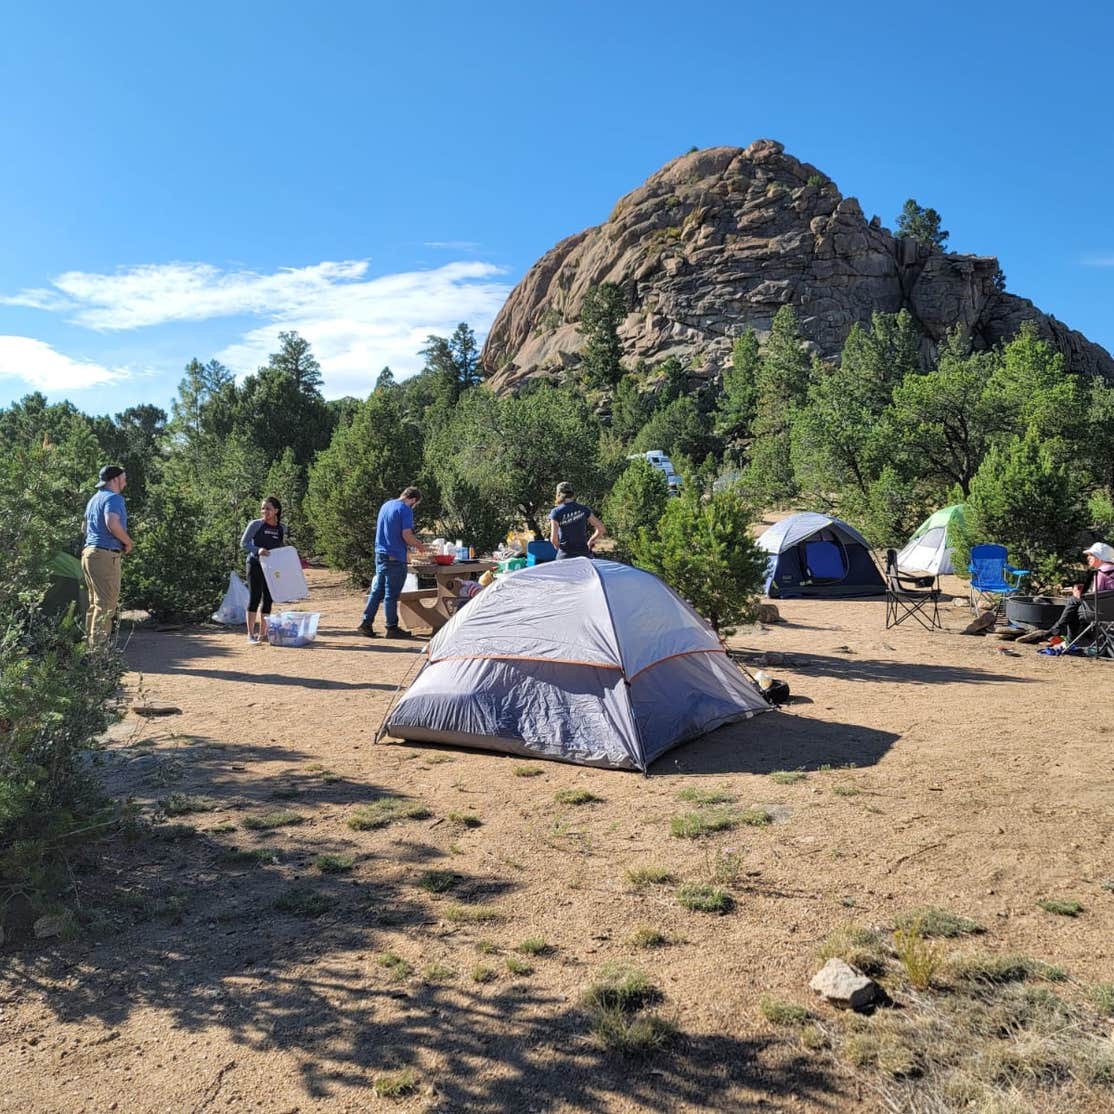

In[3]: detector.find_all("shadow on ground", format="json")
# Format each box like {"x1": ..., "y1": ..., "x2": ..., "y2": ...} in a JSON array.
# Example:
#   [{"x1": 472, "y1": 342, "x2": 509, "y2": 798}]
[
  {"x1": 7, "y1": 737, "x2": 846, "y2": 1111},
  {"x1": 731, "y1": 648, "x2": 1036, "y2": 687},
  {"x1": 662, "y1": 710, "x2": 899, "y2": 776}
]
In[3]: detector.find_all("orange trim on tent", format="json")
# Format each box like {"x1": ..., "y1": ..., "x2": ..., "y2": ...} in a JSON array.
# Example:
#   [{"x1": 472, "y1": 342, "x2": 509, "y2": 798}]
[
  {"x1": 428, "y1": 653, "x2": 624, "y2": 671},
  {"x1": 625, "y1": 647, "x2": 725, "y2": 683}
]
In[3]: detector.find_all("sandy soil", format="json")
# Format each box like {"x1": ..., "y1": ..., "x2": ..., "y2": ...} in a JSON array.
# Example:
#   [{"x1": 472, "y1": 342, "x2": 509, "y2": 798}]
[{"x1": 3, "y1": 563, "x2": 1112, "y2": 1113}]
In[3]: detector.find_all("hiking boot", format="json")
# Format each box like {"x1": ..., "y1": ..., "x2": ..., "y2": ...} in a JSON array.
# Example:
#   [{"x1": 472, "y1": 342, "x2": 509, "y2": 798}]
[
  {"x1": 384, "y1": 625, "x2": 412, "y2": 639},
  {"x1": 356, "y1": 621, "x2": 377, "y2": 638}
]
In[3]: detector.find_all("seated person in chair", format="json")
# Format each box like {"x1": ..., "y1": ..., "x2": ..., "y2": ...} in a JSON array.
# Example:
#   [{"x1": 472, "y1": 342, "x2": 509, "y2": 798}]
[{"x1": 1031, "y1": 542, "x2": 1114, "y2": 643}]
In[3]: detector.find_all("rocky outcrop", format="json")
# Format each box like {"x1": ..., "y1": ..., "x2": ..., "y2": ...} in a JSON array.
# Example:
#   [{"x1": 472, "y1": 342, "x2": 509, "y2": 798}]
[{"x1": 483, "y1": 140, "x2": 1114, "y2": 389}]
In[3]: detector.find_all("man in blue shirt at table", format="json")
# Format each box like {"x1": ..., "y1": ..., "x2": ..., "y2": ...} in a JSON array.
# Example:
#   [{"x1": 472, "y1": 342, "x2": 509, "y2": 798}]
[
  {"x1": 358, "y1": 486, "x2": 429, "y2": 639},
  {"x1": 82, "y1": 464, "x2": 134, "y2": 649}
]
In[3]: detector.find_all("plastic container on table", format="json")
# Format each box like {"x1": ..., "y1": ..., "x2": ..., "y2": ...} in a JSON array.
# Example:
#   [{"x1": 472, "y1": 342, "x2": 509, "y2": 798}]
[
  {"x1": 266, "y1": 611, "x2": 321, "y2": 647},
  {"x1": 497, "y1": 557, "x2": 528, "y2": 575}
]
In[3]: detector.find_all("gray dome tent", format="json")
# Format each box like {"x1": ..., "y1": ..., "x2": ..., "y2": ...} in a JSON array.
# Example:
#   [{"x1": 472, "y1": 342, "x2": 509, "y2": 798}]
[
  {"x1": 383, "y1": 558, "x2": 769, "y2": 771},
  {"x1": 757, "y1": 512, "x2": 884, "y2": 598}
]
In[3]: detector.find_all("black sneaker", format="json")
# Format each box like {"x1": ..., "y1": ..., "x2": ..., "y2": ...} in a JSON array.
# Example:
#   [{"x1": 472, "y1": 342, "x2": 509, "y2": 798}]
[
  {"x1": 384, "y1": 626, "x2": 412, "y2": 639},
  {"x1": 356, "y1": 622, "x2": 377, "y2": 638}
]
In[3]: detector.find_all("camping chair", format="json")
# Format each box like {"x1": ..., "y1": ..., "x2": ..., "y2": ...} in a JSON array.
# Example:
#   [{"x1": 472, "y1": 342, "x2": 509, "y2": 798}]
[
  {"x1": 884, "y1": 549, "x2": 941, "y2": 631},
  {"x1": 1065, "y1": 588, "x2": 1114, "y2": 659},
  {"x1": 968, "y1": 544, "x2": 1028, "y2": 614}
]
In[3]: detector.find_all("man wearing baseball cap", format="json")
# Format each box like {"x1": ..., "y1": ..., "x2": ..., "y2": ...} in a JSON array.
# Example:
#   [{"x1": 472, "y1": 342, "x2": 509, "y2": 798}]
[
  {"x1": 82, "y1": 465, "x2": 134, "y2": 649},
  {"x1": 1030, "y1": 541, "x2": 1114, "y2": 645}
]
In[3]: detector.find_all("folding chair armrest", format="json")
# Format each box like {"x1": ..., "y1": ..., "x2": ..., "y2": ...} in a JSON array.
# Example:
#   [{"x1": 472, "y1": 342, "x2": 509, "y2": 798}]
[{"x1": 1007, "y1": 566, "x2": 1029, "y2": 582}]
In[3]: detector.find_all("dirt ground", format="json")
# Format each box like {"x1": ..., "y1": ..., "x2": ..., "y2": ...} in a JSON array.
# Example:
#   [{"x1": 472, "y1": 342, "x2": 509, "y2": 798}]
[{"x1": 3, "y1": 560, "x2": 1112, "y2": 1113}]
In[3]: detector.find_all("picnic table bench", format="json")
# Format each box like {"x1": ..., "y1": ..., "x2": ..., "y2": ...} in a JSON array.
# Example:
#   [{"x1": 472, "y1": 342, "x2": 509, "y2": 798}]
[{"x1": 398, "y1": 559, "x2": 497, "y2": 634}]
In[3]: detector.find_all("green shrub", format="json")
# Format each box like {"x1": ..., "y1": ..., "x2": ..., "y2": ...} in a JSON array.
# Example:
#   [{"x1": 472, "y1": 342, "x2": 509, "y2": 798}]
[
  {"x1": 0, "y1": 615, "x2": 122, "y2": 928},
  {"x1": 601, "y1": 460, "x2": 669, "y2": 563},
  {"x1": 632, "y1": 487, "x2": 768, "y2": 634}
]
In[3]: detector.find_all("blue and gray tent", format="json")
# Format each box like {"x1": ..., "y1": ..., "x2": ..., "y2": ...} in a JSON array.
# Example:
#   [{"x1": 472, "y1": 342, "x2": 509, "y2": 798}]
[
  {"x1": 756, "y1": 512, "x2": 884, "y2": 598},
  {"x1": 383, "y1": 558, "x2": 769, "y2": 771}
]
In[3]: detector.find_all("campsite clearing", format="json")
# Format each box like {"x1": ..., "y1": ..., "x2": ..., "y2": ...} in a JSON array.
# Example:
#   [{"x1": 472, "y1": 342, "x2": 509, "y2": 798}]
[{"x1": 3, "y1": 566, "x2": 1112, "y2": 1113}]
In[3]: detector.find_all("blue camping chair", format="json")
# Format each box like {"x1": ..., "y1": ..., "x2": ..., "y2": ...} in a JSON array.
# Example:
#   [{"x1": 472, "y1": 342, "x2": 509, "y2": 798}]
[{"x1": 968, "y1": 544, "x2": 1028, "y2": 613}]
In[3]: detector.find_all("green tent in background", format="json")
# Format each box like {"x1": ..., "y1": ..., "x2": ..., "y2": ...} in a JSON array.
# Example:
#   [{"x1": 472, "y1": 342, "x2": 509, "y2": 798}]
[
  {"x1": 895, "y1": 505, "x2": 967, "y2": 576},
  {"x1": 42, "y1": 551, "x2": 88, "y2": 620}
]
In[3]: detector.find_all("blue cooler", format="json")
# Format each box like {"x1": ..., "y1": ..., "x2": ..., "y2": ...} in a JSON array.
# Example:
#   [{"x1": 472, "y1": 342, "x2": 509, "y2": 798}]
[{"x1": 526, "y1": 540, "x2": 557, "y2": 566}]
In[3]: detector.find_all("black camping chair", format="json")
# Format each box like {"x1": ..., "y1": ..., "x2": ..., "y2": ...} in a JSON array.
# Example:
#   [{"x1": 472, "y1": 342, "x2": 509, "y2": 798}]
[
  {"x1": 884, "y1": 548, "x2": 941, "y2": 631},
  {"x1": 1065, "y1": 587, "x2": 1114, "y2": 659}
]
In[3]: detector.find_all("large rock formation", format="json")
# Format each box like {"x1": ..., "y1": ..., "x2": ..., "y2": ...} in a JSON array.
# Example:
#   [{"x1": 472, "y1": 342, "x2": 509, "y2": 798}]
[{"x1": 483, "y1": 140, "x2": 1114, "y2": 389}]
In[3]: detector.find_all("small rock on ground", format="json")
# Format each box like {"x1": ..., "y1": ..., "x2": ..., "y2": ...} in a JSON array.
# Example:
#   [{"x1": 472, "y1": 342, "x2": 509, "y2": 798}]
[{"x1": 809, "y1": 958, "x2": 878, "y2": 1010}]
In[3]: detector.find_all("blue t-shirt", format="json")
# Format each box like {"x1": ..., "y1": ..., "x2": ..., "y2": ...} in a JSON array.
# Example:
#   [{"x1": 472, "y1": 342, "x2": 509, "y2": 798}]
[
  {"x1": 549, "y1": 500, "x2": 594, "y2": 557},
  {"x1": 84, "y1": 490, "x2": 127, "y2": 550},
  {"x1": 375, "y1": 498, "x2": 414, "y2": 562}
]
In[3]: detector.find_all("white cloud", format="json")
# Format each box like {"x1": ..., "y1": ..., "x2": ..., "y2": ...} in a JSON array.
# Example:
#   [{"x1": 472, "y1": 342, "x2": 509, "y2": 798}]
[
  {"x1": 1081, "y1": 256, "x2": 1114, "y2": 267},
  {"x1": 0, "y1": 257, "x2": 513, "y2": 398},
  {"x1": 0, "y1": 336, "x2": 128, "y2": 391},
  {"x1": 424, "y1": 240, "x2": 483, "y2": 252},
  {"x1": 216, "y1": 263, "x2": 511, "y2": 394}
]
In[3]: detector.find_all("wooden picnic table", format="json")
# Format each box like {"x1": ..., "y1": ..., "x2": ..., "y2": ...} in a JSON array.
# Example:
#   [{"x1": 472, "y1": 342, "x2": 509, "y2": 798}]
[{"x1": 399, "y1": 558, "x2": 497, "y2": 633}]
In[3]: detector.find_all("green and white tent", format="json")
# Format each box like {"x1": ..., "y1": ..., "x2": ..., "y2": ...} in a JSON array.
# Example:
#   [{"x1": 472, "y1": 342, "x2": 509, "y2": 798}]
[{"x1": 896, "y1": 505, "x2": 967, "y2": 576}]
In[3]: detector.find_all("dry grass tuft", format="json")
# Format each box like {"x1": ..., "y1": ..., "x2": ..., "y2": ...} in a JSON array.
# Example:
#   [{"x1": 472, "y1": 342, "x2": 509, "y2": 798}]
[
  {"x1": 759, "y1": 996, "x2": 810, "y2": 1026},
  {"x1": 582, "y1": 964, "x2": 675, "y2": 1057},
  {"x1": 625, "y1": 865, "x2": 676, "y2": 887},
  {"x1": 676, "y1": 882, "x2": 733, "y2": 914},
  {"x1": 554, "y1": 788, "x2": 602, "y2": 805},
  {"x1": 314, "y1": 853, "x2": 355, "y2": 874},
  {"x1": 893, "y1": 907, "x2": 985, "y2": 938},
  {"x1": 242, "y1": 810, "x2": 303, "y2": 830},
  {"x1": 161, "y1": 794, "x2": 220, "y2": 816},
  {"x1": 816, "y1": 923, "x2": 888, "y2": 976},
  {"x1": 628, "y1": 926, "x2": 668, "y2": 949},
  {"x1": 515, "y1": 936, "x2": 551, "y2": 956},
  {"x1": 893, "y1": 923, "x2": 944, "y2": 989},
  {"x1": 676, "y1": 786, "x2": 735, "y2": 806},
  {"x1": 448, "y1": 810, "x2": 483, "y2": 828},
  {"x1": 769, "y1": 770, "x2": 807, "y2": 784},
  {"x1": 377, "y1": 952, "x2": 413, "y2": 980},
  {"x1": 415, "y1": 869, "x2": 459, "y2": 893},
  {"x1": 372, "y1": 1069, "x2": 418, "y2": 1098},
  {"x1": 1037, "y1": 898, "x2": 1083, "y2": 917},
  {"x1": 347, "y1": 795, "x2": 431, "y2": 830},
  {"x1": 272, "y1": 886, "x2": 334, "y2": 918}
]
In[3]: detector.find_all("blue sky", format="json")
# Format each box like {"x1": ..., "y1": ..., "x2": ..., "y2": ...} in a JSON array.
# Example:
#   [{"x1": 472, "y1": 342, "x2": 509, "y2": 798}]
[{"x1": 2, "y1": 1, "x2": 1112, "y2": 417}]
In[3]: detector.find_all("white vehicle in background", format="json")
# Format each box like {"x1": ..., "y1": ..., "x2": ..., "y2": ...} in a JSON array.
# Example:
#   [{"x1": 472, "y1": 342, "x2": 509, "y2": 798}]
[{"x1": 627, "y1": 449, "x2": 683, "y2": 495}]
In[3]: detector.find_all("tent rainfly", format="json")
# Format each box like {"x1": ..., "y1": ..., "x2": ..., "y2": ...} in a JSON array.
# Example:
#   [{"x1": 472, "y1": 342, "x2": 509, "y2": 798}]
[
  {"x1": 382, "y1": 558, "x2": 769, "y2": 771},
  {"x1": 756, "y1": 512, "x2": 885, "y2": 598},
  {"x1": 896, "y1": 504, "x2": 967, "y2": 576}
]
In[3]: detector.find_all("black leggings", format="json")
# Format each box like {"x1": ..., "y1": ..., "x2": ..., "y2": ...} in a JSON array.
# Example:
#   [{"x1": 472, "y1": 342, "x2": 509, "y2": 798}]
[{"x1": 247, "y1": 559, "x2": 274, "y2": 615}]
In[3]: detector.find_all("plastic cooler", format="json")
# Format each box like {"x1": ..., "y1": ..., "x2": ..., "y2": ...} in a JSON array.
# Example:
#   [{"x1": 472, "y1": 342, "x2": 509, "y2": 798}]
[
  {"x1": 526, "y1": 540, "x2": 557, "y2": 566},
  {"x1": 267, "y1": 611, "x2": 321, "y2": 647}
]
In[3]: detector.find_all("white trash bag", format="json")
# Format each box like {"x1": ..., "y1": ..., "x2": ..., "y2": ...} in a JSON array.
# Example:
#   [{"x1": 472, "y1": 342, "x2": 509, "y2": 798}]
[
  {"x1": 212, "y1": 572, "x2": 250, "y2": 624},
  {"x1": 266, "y1": 611, "x2": 321, "y2": 648}
]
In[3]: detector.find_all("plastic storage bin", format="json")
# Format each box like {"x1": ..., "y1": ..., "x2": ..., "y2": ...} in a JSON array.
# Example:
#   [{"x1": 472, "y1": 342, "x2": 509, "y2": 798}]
[{"x1": 267, "y1": 611, "x2": 321, "y2": 647}]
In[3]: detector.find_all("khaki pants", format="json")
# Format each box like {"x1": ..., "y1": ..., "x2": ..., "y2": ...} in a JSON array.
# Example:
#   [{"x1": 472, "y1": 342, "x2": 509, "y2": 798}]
[{"x1": 82, "y1": 546, "x2": 122, "y2": 648}]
